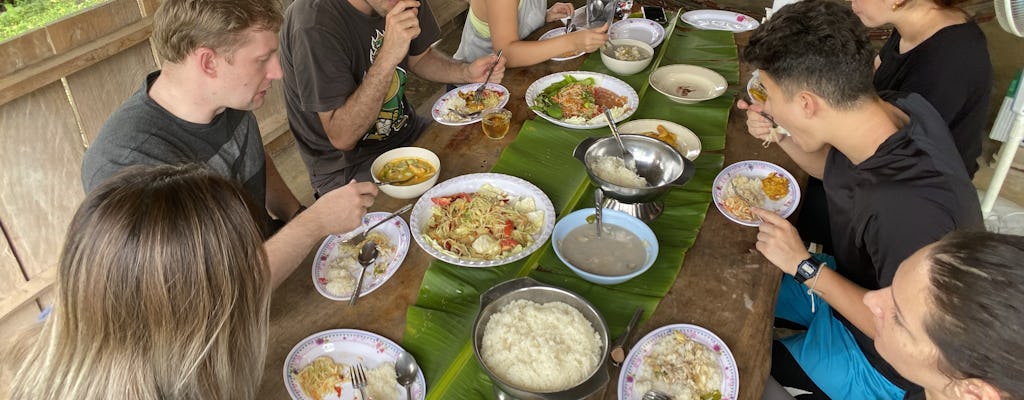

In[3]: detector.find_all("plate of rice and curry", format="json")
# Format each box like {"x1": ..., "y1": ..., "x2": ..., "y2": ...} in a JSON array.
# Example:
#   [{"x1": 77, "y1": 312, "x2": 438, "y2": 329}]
[
  {"x1": 431, "y1": 83, "x2": 510, "y2": 126},
  {"x1": 526, "y1": 71, "x2": 639, "y2": 129},
  {"x1": 284, "y1": 329, "x2": 426, "y2": 400},
  {"x1": 712, "y1": 160, "x2": 800, "y2": 226}
]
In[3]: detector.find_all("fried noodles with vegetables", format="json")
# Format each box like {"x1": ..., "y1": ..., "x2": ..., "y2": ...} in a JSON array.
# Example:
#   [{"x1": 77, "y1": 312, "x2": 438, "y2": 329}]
[
  {"x1": 294, "y1": 357, "x2": 345, "y2": 400},
  {"x1": 423, "y1": 184, "x2": 544, "y2": 260}
]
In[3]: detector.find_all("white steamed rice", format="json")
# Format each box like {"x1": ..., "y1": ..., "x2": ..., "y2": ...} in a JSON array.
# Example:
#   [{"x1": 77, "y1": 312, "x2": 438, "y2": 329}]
[
  {"x1": 480, "y1": 299, "x2": 602, "y2": 392},
  {"x1": 590, "y1": 155, "x2": 647, "y2": 188}
]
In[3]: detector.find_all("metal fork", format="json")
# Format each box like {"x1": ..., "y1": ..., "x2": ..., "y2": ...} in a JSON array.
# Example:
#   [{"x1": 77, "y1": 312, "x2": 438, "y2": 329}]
[
  {"x1": 350, "y1": 364, "x2": 368, "y2": 400},
  {"x1": 642, "y1": 390, "x2": 673, "y2": 400}
]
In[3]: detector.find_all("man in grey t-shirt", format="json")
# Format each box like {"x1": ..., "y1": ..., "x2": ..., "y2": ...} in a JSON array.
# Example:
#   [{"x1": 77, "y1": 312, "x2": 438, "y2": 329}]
[
  {"x1": 82, "y1": 0, "x2": 379, "y2": 289},
  {"x1": 280, "y1": 0, "x2": 506, "y2": 196}
]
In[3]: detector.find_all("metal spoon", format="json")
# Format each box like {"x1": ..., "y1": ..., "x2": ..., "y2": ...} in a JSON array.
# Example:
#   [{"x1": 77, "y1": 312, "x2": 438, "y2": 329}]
[
  {"x1": 349, "y1": 241, "x2": 378, "y2": 306},
  {"x1": 395, "y1": 351, "x2": 420, "y2": 400},
  {"x1": 609, "y1": 307, "x2": 644, "y2": 367},
  {"x1": 604, "y1": 109, "x2": 636, "y2": 171},
  {"x1": 346, "y1": 203, "x2": 413, "y2": 244},
  {"x1": 594, "y1": 188, "x2": 604, "y2": 238},
  {"x1": 642, "y1": 390, "x2": 673, "y2": 400}
]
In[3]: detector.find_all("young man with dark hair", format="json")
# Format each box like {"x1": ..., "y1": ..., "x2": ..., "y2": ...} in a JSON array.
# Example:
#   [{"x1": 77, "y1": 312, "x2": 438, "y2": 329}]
[
  {"x1": 738, "y1": 1, "x2": 982, "y2": 398},
  {"x1": 81, "y1": 0, "x2": 378, "y2": 288}
]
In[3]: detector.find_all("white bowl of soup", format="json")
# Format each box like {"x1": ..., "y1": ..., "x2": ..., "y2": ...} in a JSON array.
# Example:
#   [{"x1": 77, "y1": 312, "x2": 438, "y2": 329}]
[
  {"x1": 371, "y1": 147, "x2": 441, "y2": 199},
  {"x1": 553, "y1": 208, "x2": 658, "y2": 285},
  {"x1": 600, "y1": 39, "x2": 655, "y2": 76}
]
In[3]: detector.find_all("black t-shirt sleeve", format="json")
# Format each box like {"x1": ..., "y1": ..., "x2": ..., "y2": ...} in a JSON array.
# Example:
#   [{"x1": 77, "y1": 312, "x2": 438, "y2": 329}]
[
  {"x1": 862, "y1": 187, "x2": 955, "y2": 286},
  {"x1": 287, "y1": 25, "x2": 355, "y2": 113}
]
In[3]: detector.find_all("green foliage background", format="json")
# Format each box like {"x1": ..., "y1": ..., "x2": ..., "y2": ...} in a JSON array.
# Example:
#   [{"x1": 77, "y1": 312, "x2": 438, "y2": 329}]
[{"x1": 0, "y1": 0, "x2": 107, "y2": 42}]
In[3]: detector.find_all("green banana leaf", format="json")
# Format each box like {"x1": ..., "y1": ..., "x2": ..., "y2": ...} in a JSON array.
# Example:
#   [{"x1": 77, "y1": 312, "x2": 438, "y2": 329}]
[{"x1": 402, "y1": 20, "x2": 738, "y2": 399}]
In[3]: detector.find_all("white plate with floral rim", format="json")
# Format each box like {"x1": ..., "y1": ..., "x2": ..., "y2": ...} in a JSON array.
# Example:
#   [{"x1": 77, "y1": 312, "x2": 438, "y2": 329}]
[
  {"x1": 409, "y1": 173, "x2": 555, "y2": 267},
  {"x1": 539, "y1": 28, "x2": 587, "y2": 61},
  {"x1": 617, "y1": 119, "x2": 702, "y2": 161},
  {"x1": 610, "y1": 18, "x2": 666, "y2": 48},
  {"x1": 284, "y1": 329, "x2": 426, "y2": 400},
  {"x1": 712, "y1": 160, "x2": 800, "y2": 227},
  {"x1": 680, "y1": 9, "x2": 759, "y2": 32},
  {"x1": 430, "y1": 83, "x2": 510, "y2": 126},
  {"x1": 525, "y1": 71, "x2": 639, "y2": 130},
  {"x1": 311, "y1": 212, "x2": 411, "y2": 301},
  {"x1": 618, "y1": 324, "x2": 739, "y2": 400}
]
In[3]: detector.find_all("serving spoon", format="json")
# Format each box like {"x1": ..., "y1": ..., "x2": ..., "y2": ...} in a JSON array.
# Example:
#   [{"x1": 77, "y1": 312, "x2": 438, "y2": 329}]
[
  {"x1": 604, "y1": 109, "x2": 637, "y2": 172},
  {"x1": 594, "y1": 188, "x2": 604, "y2": 238}
]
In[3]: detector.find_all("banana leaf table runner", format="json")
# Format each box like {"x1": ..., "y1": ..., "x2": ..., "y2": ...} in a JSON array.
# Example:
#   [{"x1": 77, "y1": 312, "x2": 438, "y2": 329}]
[{"x1": 402, "y1": 27, "x2": 740, "y2": 399}]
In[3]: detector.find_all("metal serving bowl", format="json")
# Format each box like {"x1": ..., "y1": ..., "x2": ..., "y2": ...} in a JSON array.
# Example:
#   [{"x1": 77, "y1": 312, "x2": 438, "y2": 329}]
[
  {"x1": 472, "y1": 278, "x2": 610, "y2": 400},
  {"x1": 573, "y1": 135, "x2": 696, "y2": 203}
]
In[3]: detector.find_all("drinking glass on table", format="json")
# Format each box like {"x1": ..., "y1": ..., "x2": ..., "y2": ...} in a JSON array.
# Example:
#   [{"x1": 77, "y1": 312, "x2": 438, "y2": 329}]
[{"x1": 481, "y1": 108, "x2": 512, "y2": 140}]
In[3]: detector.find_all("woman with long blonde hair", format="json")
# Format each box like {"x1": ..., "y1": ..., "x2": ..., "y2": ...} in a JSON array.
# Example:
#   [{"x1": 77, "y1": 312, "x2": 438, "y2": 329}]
[{"x1": 7, "y1": 164, "x2": 271, "y2": 400}]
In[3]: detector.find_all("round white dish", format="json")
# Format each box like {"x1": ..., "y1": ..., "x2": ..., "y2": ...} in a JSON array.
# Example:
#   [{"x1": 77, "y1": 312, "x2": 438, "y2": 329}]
[
  {"x1": 312, "y1": 212, "x2": 411, "y2": 301},
  {"x1": 680, "y1": 9, "x2": 760, "y2": 32},
  {"x1": 711, "y1": 160, "x2": 801, "y2": 227},
  {"x1": 617, "y1": 119, "x2": 702, "y2": 160},
  {"x1": 539, "y1": 28, "x2": 587, "y2": 61},
  {"x1": 609, "y1": 18, "x2": 666, "y2": 48},
  {"x1": 430, "y1": 83, "x2": 510, "y2": 126},
  {"x1": 648, "y1": 64, "x2": 728, "y2": 104},
  {"x1": 284, "y1": 329, "x2": 426, "y2": 400},
  {"x1": 618, "y1": 324, "x2": 739, "y2": 400},
  {"x1": 409, "y1": 173, "x2": 555, "y2": 267},
  {"x1": 525, "y1": 71, "x2": 639, "y2": 129}
]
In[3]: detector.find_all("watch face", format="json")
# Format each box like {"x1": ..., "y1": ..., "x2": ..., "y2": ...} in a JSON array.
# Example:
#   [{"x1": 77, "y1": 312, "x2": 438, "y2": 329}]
[{"x1": 799, "y1": 263, "x2": 816, "y2": 275}]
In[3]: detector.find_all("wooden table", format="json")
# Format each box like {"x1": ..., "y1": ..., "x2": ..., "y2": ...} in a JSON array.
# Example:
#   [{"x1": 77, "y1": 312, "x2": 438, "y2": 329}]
[{"x1": 258, "y1": 31, "x2": 807, "y2": 399}]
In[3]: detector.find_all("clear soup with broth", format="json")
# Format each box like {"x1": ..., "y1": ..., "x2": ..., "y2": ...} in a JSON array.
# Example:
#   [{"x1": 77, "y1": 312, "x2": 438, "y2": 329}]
[
  {"x1": 560, "y1": 223, "x2": 647, "y2": 276},
  {"x1": 377, "y1": 157, "x2": 436, "y2": 185}
]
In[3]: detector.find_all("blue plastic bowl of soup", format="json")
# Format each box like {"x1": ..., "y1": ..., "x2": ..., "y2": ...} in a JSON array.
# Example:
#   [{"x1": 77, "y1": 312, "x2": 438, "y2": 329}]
[{"x1": 553, "y1": 208, "x2": 658, "y2": 285}]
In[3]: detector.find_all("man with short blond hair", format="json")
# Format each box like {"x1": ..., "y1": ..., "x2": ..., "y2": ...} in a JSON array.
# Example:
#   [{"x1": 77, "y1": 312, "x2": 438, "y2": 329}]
[{"x1": 82, "y1": 0, "x2": 377, "y2": 288}]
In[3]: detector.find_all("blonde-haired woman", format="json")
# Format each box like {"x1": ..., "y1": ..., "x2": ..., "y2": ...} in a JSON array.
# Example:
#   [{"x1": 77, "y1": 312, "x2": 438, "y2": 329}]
[
  {"x1": 7, "y1": 164, "x2": 270, "y2": 400},
  {"x1": 453, "y1": 0, "x2": 609, "y2": 67}
]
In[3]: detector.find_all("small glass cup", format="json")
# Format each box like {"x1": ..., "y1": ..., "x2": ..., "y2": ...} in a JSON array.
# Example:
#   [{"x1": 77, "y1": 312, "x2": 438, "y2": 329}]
[{"x1": 481, "y1": 108, "x2": 512, "y2": 140}]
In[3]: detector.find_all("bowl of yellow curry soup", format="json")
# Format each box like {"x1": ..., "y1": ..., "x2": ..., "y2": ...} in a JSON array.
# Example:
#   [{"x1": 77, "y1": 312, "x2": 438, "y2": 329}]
[{"x1": 371, "y1": 147, "x2": 441, "y2": 199}]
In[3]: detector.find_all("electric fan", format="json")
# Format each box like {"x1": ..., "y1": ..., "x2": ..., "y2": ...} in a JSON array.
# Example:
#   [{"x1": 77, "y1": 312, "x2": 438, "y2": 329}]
[{"x1": 980, "y1": 0, "x2": 1024, "y2": 216}]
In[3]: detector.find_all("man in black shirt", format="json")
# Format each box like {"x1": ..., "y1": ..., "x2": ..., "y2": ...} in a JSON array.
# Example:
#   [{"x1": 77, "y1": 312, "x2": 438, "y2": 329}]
[{"x1": 738, "y1": 1, "x2": 983, "y2": 398}]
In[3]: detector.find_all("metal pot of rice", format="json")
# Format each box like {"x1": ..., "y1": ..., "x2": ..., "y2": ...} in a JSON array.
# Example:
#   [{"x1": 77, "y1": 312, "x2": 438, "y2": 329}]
[
  {"x1": 472, "y1": 278, "x2": 610, "y2": 399},
  {"x1": 573, "y1": 135, "x2": 696, "y2": 204}
]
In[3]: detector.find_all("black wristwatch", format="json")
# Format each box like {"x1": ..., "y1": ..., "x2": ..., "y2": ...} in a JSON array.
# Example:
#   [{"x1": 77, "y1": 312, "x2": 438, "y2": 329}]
[{"x1": 794, "y1": 255, "x2": 824, "y2": 284}]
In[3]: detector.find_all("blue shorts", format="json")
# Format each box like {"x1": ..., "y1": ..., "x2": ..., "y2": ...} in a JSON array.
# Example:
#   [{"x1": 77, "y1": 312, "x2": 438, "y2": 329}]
[{"x1": 774, "y1": 255, "x2": 905, "y2": 400}]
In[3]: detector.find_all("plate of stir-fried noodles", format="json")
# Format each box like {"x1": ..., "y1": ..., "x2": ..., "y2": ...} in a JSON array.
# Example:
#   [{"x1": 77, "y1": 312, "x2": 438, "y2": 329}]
[
  {"x1": 409, "y1": 173, "x2": 555, "y2": 267},
  {"x1": 526, "y1": 71, "x2": 639, "y2": 129}
]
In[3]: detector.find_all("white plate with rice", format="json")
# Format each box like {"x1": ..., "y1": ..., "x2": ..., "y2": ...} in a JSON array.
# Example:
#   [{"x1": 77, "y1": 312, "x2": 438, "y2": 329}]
[
  {"x1": 525, "y1": 71, "x2": 639, "y2": 130},
  {"x1": 311, "y1": 212, "x2": 411, "y2": 301},
  {"x1": 618, "y1": 324, "x2": 739, "y2": 400},
  {"x1": 430, "y1": 83, "x2": 510, "y2": 126},
  {"x1": 712, "y1": 160, "x2": 800, "y2": 227},
  {"x1": 409, "y1": 173, "x2": 555, "y2": 267},
  {"x1": 609, "y1": 18, "x2": 666, "y2": 48},
  {"x1": 284, "y1": 329, "x2": 426, "y2": 400},
  {"x1": 539, "y1": 28, "x2": 587, "y2": 61}
]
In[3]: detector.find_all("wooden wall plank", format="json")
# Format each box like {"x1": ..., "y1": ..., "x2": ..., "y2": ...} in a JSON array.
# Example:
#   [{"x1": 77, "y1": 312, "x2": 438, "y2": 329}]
[
  {"x1": 427, "y1": 0, "x2": 468, "y2": 27},
  {"x1": 0, "y1": 29, "x2": 54, "y2": 77},
  {"x1": 68, "y1": 41, "x2": 158, "y2": 145},
  {"x1": 0, "y1": 82, "x2": 86, "y2": 279},
  {"x1": 141, "y1": 0, "x2": 163, "y2": 17},
  {"x1": 47, "y1": 0, "x2": 143, "y2": 55}
]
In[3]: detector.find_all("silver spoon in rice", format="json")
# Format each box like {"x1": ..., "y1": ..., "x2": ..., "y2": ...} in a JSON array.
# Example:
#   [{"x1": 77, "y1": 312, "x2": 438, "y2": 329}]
[{"x1": 604, "y1": 109, "x2": 637, "y2": 172}]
